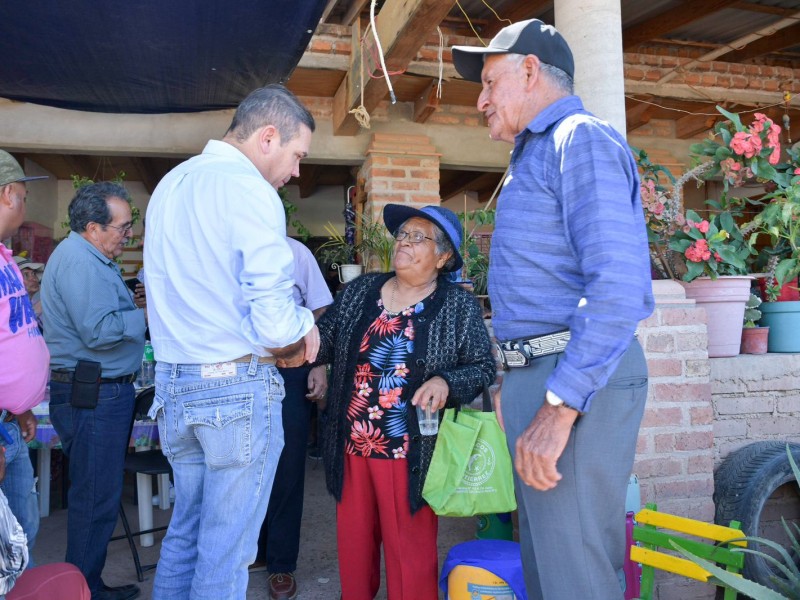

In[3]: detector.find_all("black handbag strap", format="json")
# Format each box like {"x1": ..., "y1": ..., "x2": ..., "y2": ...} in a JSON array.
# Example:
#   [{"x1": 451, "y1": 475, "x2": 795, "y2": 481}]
[{"x1": 453, "y1": 385, "x2": 493, "y2": 422}]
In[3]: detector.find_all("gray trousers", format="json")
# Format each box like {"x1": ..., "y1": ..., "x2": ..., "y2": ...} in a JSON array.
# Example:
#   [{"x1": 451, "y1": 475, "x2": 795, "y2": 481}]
[{"x1": 502, "y1": 339, "x2": 647, "y2": 600}]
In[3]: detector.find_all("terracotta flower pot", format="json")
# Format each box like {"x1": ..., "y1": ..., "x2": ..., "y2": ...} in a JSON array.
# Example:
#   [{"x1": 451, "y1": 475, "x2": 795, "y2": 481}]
[
  {"x1": 740, "y1": 326, "x2": 769, "y2": 355},
  {"x1": 681, "y1": 276, "x2": 752, "y2": 358}
]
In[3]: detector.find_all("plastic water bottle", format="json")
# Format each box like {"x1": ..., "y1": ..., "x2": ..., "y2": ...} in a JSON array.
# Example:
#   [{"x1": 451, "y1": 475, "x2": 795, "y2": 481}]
[{"x1": 141, "y1": 341, "x2": 155, "y2": 387}]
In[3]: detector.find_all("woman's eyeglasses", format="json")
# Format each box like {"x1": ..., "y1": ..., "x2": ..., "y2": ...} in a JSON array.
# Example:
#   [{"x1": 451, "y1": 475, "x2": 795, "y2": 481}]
[{"x1": 394, "y1": 230, "x2": 434, "y2": 244}]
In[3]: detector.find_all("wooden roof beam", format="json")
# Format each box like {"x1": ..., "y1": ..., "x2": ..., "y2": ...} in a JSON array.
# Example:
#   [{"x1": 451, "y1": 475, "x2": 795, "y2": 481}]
[
  {"x1": 625, "y1": 101, "x2": 654, "y2": 132},
  {"x1": 297, "y1": 164, "x2": 322, "y2": 199},
  {"x1": 441, "y1": 171, "x2": 500, "y2": 201},
  {"x1": 341, "y1": 0, "x2": 370, "y2": 26},
  {"x1": 623, "y1": 0, "x2": 740, "y2": 50},
  {"x1": 63, "y1": 155, "x2": 96, "y2": 181},
  {"x1": 482, "y1": 0, "x2": 552, "y2": 39},
  {"x1": 320, "y1": 0, "x2": 341, "y2": 24},
  {"x1": 332, "y1": 0, "x2": 455, "y2": 135},
  {"x1": 130, "y1": 157, "x2": 161, "y2": 195},
  {"x1": 718, "y1": 22, "x2": 800, "y2": 63},
  {"x1": 413, "y1": 80, "x2": 440, "y2": 124},
  {"x1": 675, "y1": 113, "x2": 718, "y2": 139}
]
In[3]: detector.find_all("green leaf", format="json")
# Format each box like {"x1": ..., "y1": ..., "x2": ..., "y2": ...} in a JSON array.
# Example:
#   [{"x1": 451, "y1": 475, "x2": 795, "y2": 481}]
[
  {"x1": 672, "y1": 543, "x2": 788, "y2": 600},
  {"x1": 717, "y1": 106, "x2": 744, "y2": 131}
]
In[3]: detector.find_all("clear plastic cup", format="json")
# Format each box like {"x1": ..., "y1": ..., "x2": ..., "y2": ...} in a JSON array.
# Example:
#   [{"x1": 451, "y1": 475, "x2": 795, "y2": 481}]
[{"x1": 416, "y1": 404, "x2": 438, "y2": 435}]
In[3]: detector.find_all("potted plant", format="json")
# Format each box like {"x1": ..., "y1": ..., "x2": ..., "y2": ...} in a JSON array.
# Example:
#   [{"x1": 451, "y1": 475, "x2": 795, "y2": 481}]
[
  {"x1": 638, "y1": 152, "x2": 754, "y2": 357},
  {"x1": 315, "y1": 211, "x2": 394, "y2": 283},
  {"x1": 741, "y1": 292, "x2": 769, "y2": 354},
  {"x1": 637, "y1": 107, "x2": 800, "y2": 356}
]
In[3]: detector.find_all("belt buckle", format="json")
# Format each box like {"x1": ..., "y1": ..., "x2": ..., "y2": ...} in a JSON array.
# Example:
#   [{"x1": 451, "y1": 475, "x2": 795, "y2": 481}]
[{"x1": 495, "y1": 343, "x2": 529, "y2": 369}]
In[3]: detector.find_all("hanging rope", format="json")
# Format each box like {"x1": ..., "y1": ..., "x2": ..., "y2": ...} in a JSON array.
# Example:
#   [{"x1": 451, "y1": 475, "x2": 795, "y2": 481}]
[{"x1": 348, "y1": 36, "x2": 371, "y2": 129}]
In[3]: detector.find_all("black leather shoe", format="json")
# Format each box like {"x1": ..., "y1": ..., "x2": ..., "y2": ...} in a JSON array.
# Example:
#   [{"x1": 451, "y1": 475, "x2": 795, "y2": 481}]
[{"x1": 94, "y1": 583, "x2": 141, "y2": 600}]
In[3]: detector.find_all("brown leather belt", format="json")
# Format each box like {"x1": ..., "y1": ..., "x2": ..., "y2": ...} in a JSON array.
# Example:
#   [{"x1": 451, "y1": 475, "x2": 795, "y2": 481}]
[
  {"x1": 50, "y1": 370, "x2": 137, "y2": 384},
  {"x1": 232, "y1": 354, "x2": 277, "y2": 365}
]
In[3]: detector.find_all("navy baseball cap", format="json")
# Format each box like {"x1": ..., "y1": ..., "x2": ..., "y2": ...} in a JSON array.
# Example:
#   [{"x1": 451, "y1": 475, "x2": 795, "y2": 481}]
[
  {"x1": 452, "y1": 19, "x2": 575, "y2": 83},
  {"x1": 383, "y1": 204, "x2": 463, "y2": 272}
]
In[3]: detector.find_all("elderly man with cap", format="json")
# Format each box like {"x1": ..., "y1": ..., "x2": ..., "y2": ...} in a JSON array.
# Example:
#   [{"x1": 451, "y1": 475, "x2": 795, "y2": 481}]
[
  {"x1": 13, "y1": 256, "x2": 44, "y2": 329},
  {"x1": 453, "y1": 20, "x2": 654, "y2": 599},
  {"x1": 0, "y1": 150, "x2": 49, "y2": 566}
]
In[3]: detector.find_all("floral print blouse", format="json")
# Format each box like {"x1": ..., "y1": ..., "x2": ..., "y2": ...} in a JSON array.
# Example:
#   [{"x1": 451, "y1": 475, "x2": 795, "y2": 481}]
[{"x1": 344, "y1": 295, "x2": 433, "y2": 460}]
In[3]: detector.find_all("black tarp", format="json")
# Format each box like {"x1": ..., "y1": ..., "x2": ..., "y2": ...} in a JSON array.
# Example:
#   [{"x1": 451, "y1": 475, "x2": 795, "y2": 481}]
[{"x1": 0, "y1": 1, "x2": 327, "y2": 113}]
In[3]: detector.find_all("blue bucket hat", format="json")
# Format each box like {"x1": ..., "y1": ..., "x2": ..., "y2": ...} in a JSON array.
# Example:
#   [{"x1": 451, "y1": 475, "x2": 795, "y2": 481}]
[{"x1": 383, "y1": 204, "x2": 463, "y2": 273}]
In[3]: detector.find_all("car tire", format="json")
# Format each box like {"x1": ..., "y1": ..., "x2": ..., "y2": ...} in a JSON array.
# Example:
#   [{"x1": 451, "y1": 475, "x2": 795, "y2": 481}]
[{"x1": 713, "y1": 441, "x2": 800, "y2": 590}]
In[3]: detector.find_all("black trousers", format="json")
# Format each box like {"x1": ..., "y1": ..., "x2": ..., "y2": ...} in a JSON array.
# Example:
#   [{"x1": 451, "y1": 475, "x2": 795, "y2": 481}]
[{"x1": 256, "y1": 365, "x2": 312, "y2": 573}]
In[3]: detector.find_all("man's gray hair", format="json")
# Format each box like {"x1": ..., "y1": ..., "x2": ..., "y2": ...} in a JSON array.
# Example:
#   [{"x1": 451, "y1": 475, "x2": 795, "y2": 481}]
[
  {"x1": 226, "y1": 84, "x2": 316, "y2": 144},
  {"x1": 539, "y1": 62, "x2": 574, "y2": 95},
  {"x1": 68, "y1": 182, "x2": 130, "y2": 233},
  {"x1": 502, "y1": 53, "x2": 574, "y2": 95}
]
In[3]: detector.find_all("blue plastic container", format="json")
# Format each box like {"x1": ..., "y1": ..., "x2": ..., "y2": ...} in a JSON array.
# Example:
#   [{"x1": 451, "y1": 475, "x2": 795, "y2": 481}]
[{"x1": 760, "y1": 301, "x2": 800, "y2": 353}]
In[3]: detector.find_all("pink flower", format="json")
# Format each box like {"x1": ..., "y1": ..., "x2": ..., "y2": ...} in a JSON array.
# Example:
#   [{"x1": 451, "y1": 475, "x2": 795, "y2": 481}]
[
  {"x1": 730, "y1": 132, "x2": 760, "y2": 158},
  {"x1": 794, "y1": 168, "x2": 800, "y2": 175},
  {"x1": 769, "y1": 146, "x2": 781, "y2": 165},
  {"x1": 685, "y1": 239, "x2": 711, "y2": 263},
  {"x1": 767, "y1": 124, "x2": 781, "y2": 149},
  {"x1": 714, "y1": 252, "x2": 722, "y2": 262},
  {"x1": 688, "y1": 219, "x2": 710, "y2": 233}
]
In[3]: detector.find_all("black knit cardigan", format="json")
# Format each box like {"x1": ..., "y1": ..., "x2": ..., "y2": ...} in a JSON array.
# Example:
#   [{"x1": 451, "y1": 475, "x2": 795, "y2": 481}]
[{"x1": 315, "y1": 272, "x2": 497, "y2": 513}]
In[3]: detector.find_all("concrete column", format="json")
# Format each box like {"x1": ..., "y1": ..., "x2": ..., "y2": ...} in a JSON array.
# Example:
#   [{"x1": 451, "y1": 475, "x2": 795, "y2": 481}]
[{"x1": 554, "y1": 0, "x2": 627, "y2": 137}]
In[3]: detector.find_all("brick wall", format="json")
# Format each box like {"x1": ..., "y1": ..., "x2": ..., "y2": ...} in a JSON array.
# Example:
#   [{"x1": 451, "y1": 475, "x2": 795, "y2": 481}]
[
  {"x1": 637, "y1": 281, "x2": 716, "y2": 523},
  {"x1": 711, "y1": 354, "x2": 800, "y2": 463},
  {"x1": 637, "y1": 280, "x2": 716, "y2": 600},
  {"x1": 359, "y1": 132, "x2": 441, "y2": 221}
]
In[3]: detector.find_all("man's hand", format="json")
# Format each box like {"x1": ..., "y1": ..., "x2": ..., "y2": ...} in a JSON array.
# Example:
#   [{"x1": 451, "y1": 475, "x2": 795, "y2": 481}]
[
  {"x1": 15, "y1": 410, "x2": 37, "y2": 443},
  {"x1": 410, "y1": 376, "x2": 449, "y2": 411},
  {"x1": 515, "y1": 403, "x2": 578, "y2": 491},
  {"x1": 302, "y1": 325, "x2": 320, "y2": 364},
  {"x1": 133, "y1": 283, "x2": 147, "y2": 310},
  {"x1": 306, "y1": 365, "x2": 328, "y2": 410}
]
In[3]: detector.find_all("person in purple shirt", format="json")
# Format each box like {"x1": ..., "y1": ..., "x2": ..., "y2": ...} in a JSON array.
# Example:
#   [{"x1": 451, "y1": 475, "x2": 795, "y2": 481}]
[{"x1": 453, "y1": 20, "x2": 654, "y2": 600}]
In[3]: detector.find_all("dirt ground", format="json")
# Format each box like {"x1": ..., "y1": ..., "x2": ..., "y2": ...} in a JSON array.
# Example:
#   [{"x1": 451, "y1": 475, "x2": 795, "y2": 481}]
[{"x1": 35, "y1": 454, "x2": 477, "y2": 599}]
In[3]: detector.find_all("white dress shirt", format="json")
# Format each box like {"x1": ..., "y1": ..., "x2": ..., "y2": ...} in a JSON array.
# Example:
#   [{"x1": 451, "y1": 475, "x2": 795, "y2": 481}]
[{"x1": 144, "y1": 140, "x2": 314, "y2": 364}]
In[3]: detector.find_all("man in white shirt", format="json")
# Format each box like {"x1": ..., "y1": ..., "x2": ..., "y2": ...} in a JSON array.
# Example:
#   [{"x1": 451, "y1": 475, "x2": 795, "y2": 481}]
[{"x1": 144, "y1": 85, "x2": 319, "y2": 600}]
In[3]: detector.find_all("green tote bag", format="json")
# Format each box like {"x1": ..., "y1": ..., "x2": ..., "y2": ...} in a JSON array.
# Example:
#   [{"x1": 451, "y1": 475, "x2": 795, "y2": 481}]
[{"x1": 422, "y1": 388, "x2": 517, "y2": 517}]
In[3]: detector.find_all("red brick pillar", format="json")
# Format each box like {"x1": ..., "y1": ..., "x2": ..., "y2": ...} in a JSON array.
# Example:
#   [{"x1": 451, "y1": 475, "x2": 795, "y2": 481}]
[
  {"x1": 637, "y1": 280, "x2": 715, "y2": 521},
  {"x1": 636, "y1": 280, "x2": 716, "y2": 600},
  {"x1": 358, "y1": 133, "x2": 441, "y2": 222}
]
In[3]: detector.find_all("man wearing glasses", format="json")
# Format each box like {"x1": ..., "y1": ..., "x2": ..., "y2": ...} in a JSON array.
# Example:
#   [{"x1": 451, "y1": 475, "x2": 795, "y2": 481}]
[{"x1": 41, "y1": 182, "x2": 146, "y2": 600}]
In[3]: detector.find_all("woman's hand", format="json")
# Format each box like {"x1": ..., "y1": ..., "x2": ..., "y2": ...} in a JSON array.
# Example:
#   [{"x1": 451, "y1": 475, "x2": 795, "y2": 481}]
[{"x1": 411, "y1": 376, "x2": 449, "y2": 411}]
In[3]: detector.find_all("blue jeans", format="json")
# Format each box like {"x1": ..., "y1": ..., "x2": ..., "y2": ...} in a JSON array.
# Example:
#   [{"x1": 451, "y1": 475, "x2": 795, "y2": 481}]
[
  {"x1": 0, "y1": 421, "x2": 39, "y2": 567},
  {"x1": 151, "y1": 357, "x2": 285, "y2": 600},
  {"x1": 49, "y1": 381, "x2": 135, "y2": 596}
]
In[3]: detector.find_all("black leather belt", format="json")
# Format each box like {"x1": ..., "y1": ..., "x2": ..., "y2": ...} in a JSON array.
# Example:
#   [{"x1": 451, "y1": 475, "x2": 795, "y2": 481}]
[
  {"x1": 50, "y1": 370, "x2": 137, "y2": 384},
  {"x1": 495, "y1": 330, "x2": 571, "y2": 369}
]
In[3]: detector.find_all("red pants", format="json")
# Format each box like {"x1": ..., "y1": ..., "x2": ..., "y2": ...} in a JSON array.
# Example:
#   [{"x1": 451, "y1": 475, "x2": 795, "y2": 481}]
[
  {"x1": 337, "y1": 453, "x2": 439, "y2": 600},
  {"x1": 7, "y1": 563, "x2": 90, "y2": 600}
]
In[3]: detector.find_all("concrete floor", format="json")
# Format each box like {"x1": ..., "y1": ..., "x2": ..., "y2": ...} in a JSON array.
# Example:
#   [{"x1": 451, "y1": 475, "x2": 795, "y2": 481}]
[{"x1": 34, "y1": 455, "x2": 476, "y2": 599}]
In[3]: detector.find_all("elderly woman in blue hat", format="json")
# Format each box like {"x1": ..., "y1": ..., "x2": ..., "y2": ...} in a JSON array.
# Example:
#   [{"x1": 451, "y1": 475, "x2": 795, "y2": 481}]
[{"x1": 315, "y1": 203, "x2": 496, "y2": 599}]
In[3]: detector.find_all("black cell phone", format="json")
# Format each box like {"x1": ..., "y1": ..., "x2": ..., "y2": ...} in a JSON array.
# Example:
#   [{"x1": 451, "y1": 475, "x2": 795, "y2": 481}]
[
  {"x1": 70, "y1": 359, "x2": 102, "y2": 409},
  {"x1": 125, "y1": 278, "x2": 139, "y2": 293}
]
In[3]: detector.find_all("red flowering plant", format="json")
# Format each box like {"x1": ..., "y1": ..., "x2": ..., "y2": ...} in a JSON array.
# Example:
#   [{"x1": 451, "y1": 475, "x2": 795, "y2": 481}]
[
  {"x1": 635, "y1": 148, "x2": 751, "y2": 282},
  {"x1": 689, "y1": 107, "x2": 785, "y2": 192},
  {"x1": 638, "y1": 107, "x2": 800, "y2": 286},
  {"x1": 667, "y1": 207, "x2": 751, "y2": 281}
]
